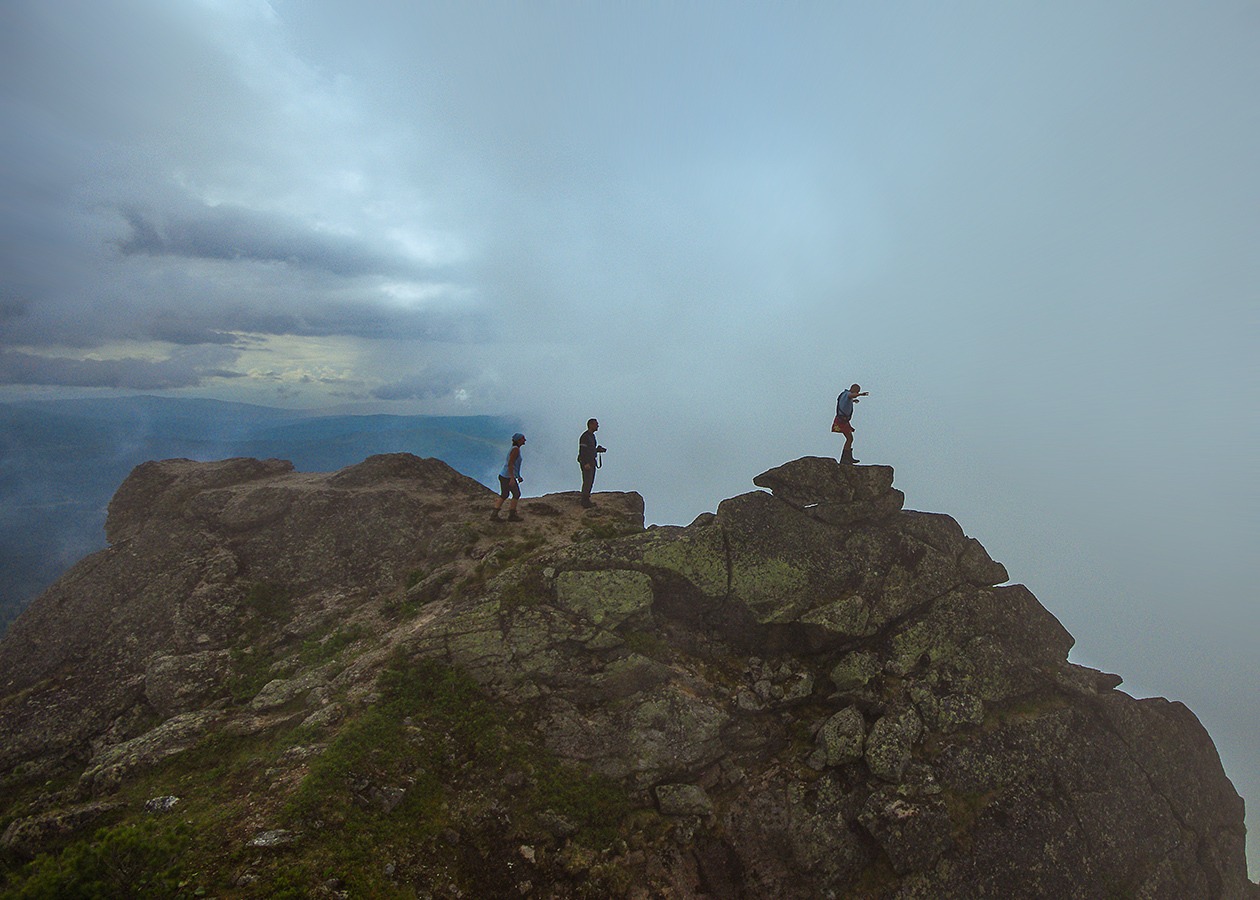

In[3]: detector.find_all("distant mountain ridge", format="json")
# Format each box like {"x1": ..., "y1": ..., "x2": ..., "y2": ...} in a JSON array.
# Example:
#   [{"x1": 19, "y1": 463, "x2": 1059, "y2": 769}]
[{"x1": 0, "y1": 396, "x2": 519, "y2": 632}]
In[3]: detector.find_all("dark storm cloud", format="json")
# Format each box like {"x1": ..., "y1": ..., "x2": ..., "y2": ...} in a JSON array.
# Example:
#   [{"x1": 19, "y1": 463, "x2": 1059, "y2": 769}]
[
  {"x1": 0, "y1": 348, "x2": 243, "y2": 389},
  {"x1": 142, "y1": 321, "x2": 241, "y2": 347},
  {"x1": 0, "y1": 282, "x2": 486, "y2": 358},
  {"x1": 0, "y1": 0, "x2": 483, "y2": 358},
  {"x1": 114, "y1": 203, "x2": 444, "y2": 280},
  {"x1": 0, "y1": 172, "x2": 482, "y2": 352}
]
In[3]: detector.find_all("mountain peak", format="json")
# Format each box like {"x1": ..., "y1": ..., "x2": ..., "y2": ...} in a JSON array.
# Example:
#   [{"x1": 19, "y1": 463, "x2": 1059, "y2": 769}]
[{"x1": 0, "y1": 454, "x2": 1252, "y2": 898}]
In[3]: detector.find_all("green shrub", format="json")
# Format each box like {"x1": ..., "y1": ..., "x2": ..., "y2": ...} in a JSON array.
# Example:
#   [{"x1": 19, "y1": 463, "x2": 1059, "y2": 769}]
[
  {"x1": 404, "y1": 568, "x2": 429, "y2": 590},
  {"x1": 534, "y1": 763, "x2": 632, "y2": 848},
  {"x1": 1, "y1": 821, "x2": 194, "y2": 900},
  {"x1": 242, "y1": 581, "x2": 297, "y2": 622},
  {"x1": 297, "y1": 624, "x2": 366, "y2": 667}
]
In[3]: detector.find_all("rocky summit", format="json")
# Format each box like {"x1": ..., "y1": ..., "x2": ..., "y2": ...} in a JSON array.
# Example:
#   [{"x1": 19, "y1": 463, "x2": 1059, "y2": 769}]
[{"x1": 0, "y1": 453, "x2": 1253, "y2": 900}]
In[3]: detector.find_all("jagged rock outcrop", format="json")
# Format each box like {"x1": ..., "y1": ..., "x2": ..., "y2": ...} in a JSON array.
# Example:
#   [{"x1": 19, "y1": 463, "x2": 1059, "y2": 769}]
[{"x1": 0, "y1": 453, "x2": 1252, "y2": 900}]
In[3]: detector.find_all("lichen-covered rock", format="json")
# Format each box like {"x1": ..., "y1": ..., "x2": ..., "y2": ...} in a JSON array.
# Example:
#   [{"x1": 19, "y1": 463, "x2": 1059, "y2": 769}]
[
  {"x1": 959, "y1": 537, "x2": 1009, "y2": 585},
  {"x1": 865, "y1": 707, "x2": 923, "y2": 783},
  {"x1": 858, "y1": 792, "x2": 953, "y2": 874},
  {"x1": 811, "y1": 705, "x2": 866, "y2": 768},
  {"x1": 79, "y1": 708, "x2": 222, "y2": 797},
  {"x1": 554, "y1": 569, "x2": 655, "y2": 630},
  {"x1": 829, "y1": 650, "x2": 882, "y2": 691},
  {"x1": 884, "y1": 584, "x2": 1074, "y2": 700},
  {"x1": 715, "y1": 490, "x2": 958, "y2": 642},
  {"x1": 144, "y1": 650, "x2": 232, "y2": 719},
  {"x1": 541, "y1": 684, "x2": 729, "y2": 786},
  {"x1": 635, "y1": 523, "x2": 729, "y2": 600},
  {"x1": 722, "y1": 773, "x2": 873, "y2": 897},
  {"x1": 1, "y1": 801, "x2": 125, "y2": 859},
  {"x1": 105, "y1": 457, "x2": 296, "y2": 544},
  {"x1": 0, "y1": 454, "x2": 1251, "y2": 900},
  {"x1": 930, "y1": 694, "x2": 1252, "y2": 899},
  {"x1": 656, "y1": 783, "x2": 714, "y2": 817},
  {"x1": 754, "y1": 456, "x2": 896, "y2": 504},
  {"x1": 909, "y1": 681, "x2": 985, "y2": 733},
  {"x1": 249, "y1": 667, "x2": 331, "y2": 712}
]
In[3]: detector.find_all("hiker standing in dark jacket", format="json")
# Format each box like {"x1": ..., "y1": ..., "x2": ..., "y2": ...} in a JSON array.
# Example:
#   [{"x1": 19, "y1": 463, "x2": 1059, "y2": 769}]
[
  {"x1": 578, "y1": 418, "x2": 605, "y2": 507},
  {"x1": 835, "y1": 384, "x2": 868, "y2": 464}
]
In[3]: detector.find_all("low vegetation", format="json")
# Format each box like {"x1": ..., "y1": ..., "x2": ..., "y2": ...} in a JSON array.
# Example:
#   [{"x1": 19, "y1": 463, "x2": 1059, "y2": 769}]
[{"x1": 0, "y1": 654, "x2": 643, "y2": 899}]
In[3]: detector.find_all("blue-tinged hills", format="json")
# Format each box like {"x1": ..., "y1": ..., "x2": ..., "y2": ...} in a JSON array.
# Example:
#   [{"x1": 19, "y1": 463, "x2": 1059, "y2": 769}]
[{"x1": 0, "y1": 396, "x2": 518, "y2": 632}]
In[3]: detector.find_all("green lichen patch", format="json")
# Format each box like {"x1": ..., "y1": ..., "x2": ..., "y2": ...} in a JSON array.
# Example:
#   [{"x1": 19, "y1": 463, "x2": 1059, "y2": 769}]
[
  {"x1": 729, "y1": 557, "x2": 810, "y2": 623},
  {"x1": 991, "y1": 692, "x2": 1071, "y2": 726}
]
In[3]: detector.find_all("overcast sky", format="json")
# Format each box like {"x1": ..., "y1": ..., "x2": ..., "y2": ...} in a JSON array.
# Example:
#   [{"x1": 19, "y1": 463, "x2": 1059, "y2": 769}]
[{"x1": 2, "y1": 0, "x2": 1257, "y2": 871}]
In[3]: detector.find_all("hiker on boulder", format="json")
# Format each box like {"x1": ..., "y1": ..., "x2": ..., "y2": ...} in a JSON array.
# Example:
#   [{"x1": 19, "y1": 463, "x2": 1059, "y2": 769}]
[
  {"x1": 833, "y1": 384, "x2": 869, "y2": 464},
  {"x1": 491, "y1": 432, "x2": 526, "y2": 521}
]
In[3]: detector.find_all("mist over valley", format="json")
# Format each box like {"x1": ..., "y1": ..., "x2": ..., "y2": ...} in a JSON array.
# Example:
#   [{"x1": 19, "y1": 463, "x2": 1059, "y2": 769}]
[{"x1": 0, "y1": 396, "x2": 516, "y2": 632}]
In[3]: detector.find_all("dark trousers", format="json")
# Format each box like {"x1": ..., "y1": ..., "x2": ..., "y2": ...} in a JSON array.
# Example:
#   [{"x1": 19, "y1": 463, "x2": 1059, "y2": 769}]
[{"x1": 580, "y1": 464, "x2": 596, "y2": 501}]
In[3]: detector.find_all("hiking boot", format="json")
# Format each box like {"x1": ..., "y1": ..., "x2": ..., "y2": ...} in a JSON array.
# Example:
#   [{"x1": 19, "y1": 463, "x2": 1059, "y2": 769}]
[
  {"x1": 507, "y1": 511, "x2": 522, "y2": 522},
  {"x1": 489, "y1": 509, "x2": 501, "y2": 521}
]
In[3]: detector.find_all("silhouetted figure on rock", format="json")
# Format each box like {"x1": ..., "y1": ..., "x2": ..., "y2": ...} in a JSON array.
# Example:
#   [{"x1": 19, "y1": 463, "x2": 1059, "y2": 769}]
[
  {"x1": 578, "y1": 418, "x2": 605, "y2": 507},
  {"x1": 833, "y1": 383, "x2": 869, "y2": 463}
]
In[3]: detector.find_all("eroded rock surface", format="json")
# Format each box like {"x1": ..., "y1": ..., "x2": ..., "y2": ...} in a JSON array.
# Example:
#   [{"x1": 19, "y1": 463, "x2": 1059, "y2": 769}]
[{"x1": 0, "y1": 453, "x2": 1252, "y2": 899}]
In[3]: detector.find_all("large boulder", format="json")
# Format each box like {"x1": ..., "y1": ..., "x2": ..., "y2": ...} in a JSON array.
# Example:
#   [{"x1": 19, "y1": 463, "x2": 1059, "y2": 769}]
[{"x1": 752, "y1": 457, "x2": 905, "y2": 526}]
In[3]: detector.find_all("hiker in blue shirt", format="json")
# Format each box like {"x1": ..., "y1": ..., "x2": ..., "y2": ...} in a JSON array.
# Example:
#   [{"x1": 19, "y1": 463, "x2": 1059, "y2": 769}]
[
  {"x1": 834, "y1": 383, "x2": 869, "y2": 464},
  {"x1": 491, "y1": 432, "x2": 526, "y2": 521}
]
